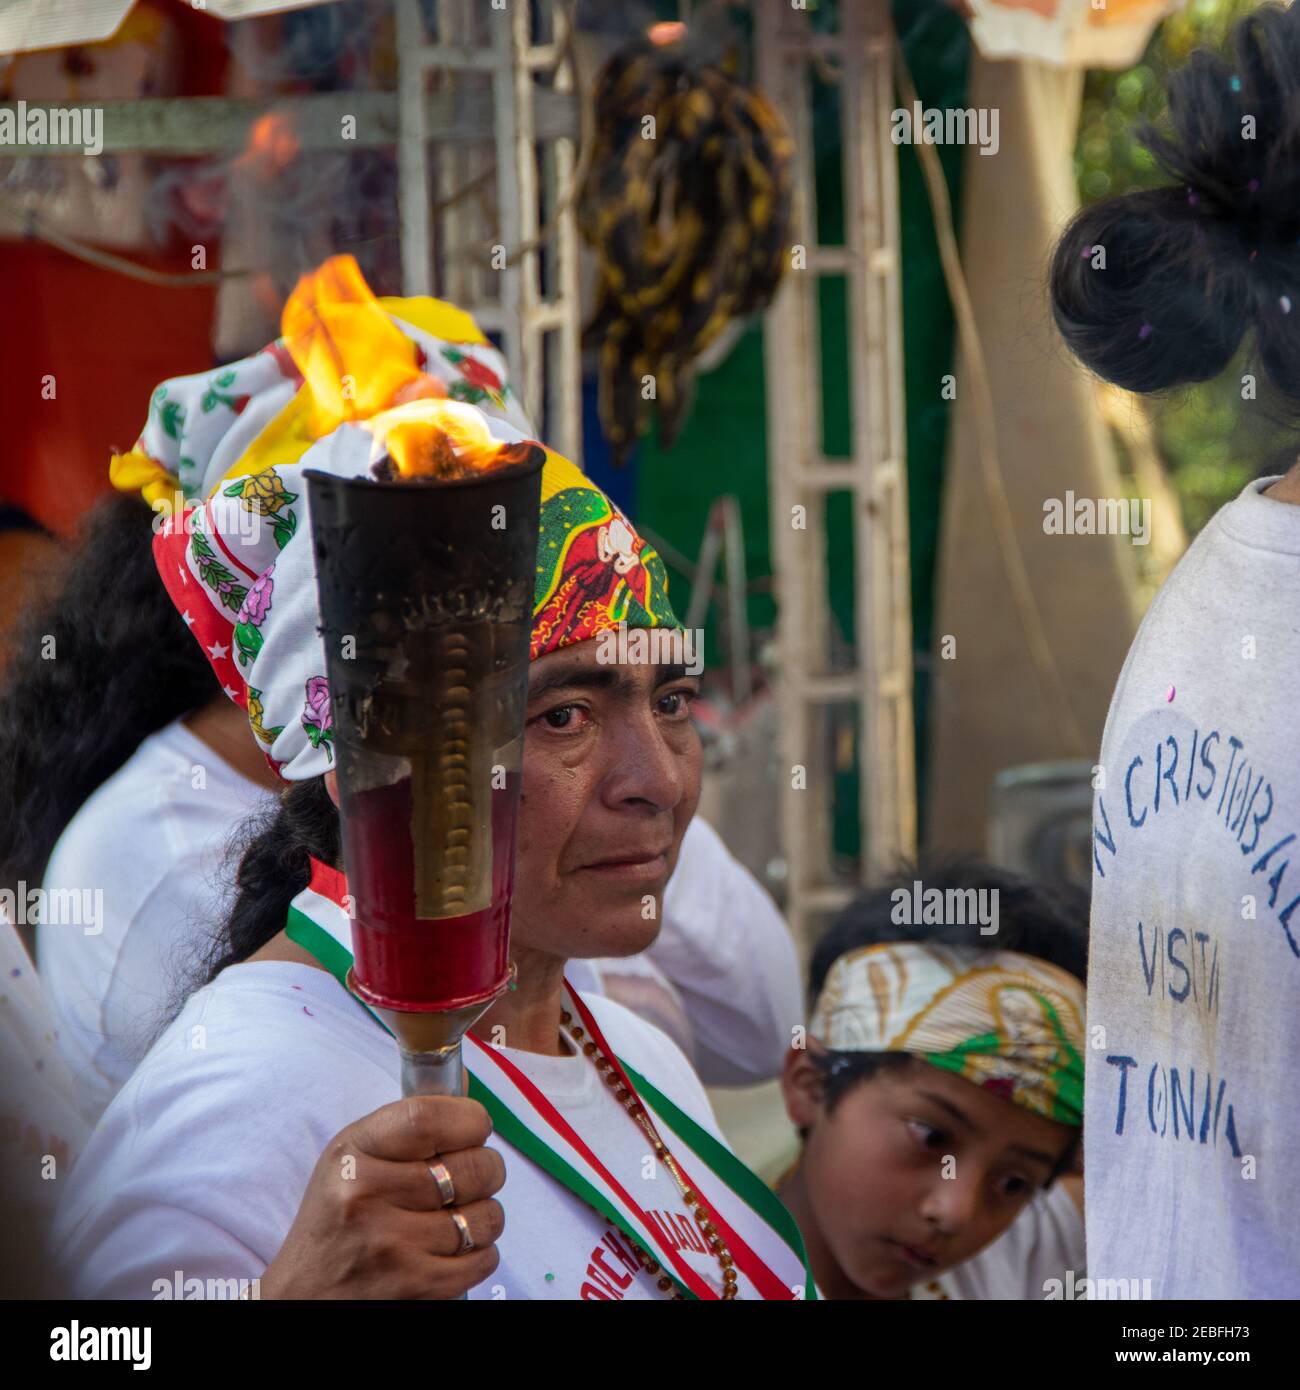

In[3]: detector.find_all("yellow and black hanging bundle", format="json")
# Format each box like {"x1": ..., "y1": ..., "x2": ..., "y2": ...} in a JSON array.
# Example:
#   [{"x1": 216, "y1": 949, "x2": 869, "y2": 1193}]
[{"x1": 578, "y1": 18, "x2": 794, "y2": 465}]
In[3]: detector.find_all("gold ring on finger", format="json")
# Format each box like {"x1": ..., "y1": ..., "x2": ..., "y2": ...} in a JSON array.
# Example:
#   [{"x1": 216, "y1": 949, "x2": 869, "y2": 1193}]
[
  {"x1": 428, "y1": 1160, "x2": 456, "y2": 1206},
  {"x1": 450, "y1": 1210, "x2": 475, "y2": 1254}
]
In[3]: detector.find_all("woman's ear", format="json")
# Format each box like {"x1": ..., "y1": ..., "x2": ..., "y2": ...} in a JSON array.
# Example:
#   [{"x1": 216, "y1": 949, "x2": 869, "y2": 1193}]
[
  {"x1": 781, "y1": 1036, "x2": 828, "y2": 1132},
  {"x1": 324, "y1": 770, "x2": 340, "y2": 808}
]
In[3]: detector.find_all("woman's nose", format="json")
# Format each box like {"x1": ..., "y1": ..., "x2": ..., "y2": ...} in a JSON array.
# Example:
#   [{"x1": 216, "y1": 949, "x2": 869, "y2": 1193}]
[{"x1": 605, "y1": 714, "x2": 693, "y2": 811}]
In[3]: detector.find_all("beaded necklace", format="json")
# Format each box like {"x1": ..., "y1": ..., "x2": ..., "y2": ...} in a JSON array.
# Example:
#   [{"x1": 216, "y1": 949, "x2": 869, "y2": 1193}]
[{"x1": 560, "y1": 1007, "x2": 740, "y2": 1300}]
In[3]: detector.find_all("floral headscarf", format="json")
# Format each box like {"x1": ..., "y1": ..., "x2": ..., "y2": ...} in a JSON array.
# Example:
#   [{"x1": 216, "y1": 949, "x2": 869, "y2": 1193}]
[{"x1": 114, "y1": 256, "x2": 681, "y2": 780}]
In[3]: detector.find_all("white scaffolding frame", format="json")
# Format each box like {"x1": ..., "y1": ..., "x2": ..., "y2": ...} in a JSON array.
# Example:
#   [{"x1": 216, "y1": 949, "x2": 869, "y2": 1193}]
[
  {"x1": 757, "y1": 0, "x2": 916, "y2": 952},
  {"x1": 394, "y1": 0, "x2": 583, "y2": 462}
]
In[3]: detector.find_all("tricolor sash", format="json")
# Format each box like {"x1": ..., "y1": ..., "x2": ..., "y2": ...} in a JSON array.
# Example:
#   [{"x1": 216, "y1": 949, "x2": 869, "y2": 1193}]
[{"x1": 285, "y1": 859, "x2": 817, "y2": 1301}]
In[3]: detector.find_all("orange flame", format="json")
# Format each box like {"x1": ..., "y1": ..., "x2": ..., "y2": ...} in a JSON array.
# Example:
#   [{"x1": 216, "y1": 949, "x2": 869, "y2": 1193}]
[
  {"x1": 280, "y1": 254, "x2": 526, "y2": 481},
  {"x1": 648, "y1": 20, "x2": 686, "y2": 45},
  {"x1": 368, "y1": 399, "x2": 533, "y2": 480},
  {"x1": 235, "y1": 112, "x2": 300, "y2": 179},
  {"x1": 282, "y1": 255, "x2": 425, "y2": 433}
]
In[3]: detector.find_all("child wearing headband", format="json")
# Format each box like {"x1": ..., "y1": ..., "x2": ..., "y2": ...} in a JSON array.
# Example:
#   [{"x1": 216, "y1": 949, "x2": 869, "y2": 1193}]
[{"x1": 776, "y1": 861, "x2": 1087, "y2": 1300}]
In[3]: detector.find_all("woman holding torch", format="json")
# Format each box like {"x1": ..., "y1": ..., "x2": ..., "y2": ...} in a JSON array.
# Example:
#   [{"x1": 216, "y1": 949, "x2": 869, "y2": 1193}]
[{"x1": 52, "y1": 259, "x2": 813, "y2": 1300}]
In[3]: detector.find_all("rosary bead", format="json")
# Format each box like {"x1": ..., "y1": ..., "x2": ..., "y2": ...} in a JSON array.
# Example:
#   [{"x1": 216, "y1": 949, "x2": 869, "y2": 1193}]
[{"x1": 566, "y1": 1008, "x2": 740, "y2": 1301}]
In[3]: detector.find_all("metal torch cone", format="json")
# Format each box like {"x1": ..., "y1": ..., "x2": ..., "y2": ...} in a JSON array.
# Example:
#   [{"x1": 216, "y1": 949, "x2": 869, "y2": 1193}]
[
  {"x1": 306, "y1": 448, "x2": 544, "y2": 1105},
  {"x1": 348, "y1": 972, "x2": 502, "y2": 1096}
]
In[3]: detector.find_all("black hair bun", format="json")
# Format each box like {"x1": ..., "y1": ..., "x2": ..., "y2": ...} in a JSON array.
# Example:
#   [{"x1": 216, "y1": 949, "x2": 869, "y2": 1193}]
[{"x1": 1050, "y1": 2, "x2": 1300, "y2": 399}]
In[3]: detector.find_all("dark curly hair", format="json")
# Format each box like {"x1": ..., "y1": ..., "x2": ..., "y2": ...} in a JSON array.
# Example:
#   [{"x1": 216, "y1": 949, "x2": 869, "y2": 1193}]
[
  {"x1": 0, "y1": 494, "x2": 217, "y2": 902},
  {"x1": 202, "y1": 775, "x2": 341, "y2": 984},
  {"x1": 1050, "y1": 2, "x2": 1300, "y2": 399}
]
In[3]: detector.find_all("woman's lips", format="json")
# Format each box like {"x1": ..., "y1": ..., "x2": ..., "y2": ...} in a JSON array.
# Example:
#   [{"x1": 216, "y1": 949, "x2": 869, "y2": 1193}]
[{"x1": 576, "y1": 851, "x2": 669, "y2": 880}]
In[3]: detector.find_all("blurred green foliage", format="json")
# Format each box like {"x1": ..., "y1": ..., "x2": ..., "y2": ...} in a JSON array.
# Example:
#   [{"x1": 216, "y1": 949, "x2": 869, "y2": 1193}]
[{"x1": 1075, "y1": 0, "x2": 1293, "y2": 536}]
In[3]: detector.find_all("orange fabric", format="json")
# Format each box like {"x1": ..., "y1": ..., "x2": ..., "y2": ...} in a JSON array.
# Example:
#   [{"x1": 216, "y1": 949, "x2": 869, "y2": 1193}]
[{"x1": 0, "y1": 241, "x2": 218, "y2": 539}]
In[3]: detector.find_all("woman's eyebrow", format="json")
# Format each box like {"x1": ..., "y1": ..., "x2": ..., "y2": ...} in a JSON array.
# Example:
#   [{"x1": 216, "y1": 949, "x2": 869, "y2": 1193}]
[
  {"x1": 526, "y1": 666, "x2": 620, "y2": 701},
  {"x1": 652, "y1": 662, "x2": 691, "y2": 687},
  {"x1": 528, "y1": 660, "x2": 695, "y2": 702}
]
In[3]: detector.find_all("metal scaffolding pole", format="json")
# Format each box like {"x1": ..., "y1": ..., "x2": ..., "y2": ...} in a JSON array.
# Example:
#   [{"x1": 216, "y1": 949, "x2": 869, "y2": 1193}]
[
  {"x1": 393, "y1": 0, "x2": 582, "y2": 461},
  {"x1": 756, "y1": 0, "x2": 916, "y2": 954}
]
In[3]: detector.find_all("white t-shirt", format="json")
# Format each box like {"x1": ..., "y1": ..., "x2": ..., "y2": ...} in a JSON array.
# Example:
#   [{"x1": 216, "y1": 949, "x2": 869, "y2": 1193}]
[
  {"x1": 40, "y1": 720, "x2": 800, "y2": 1123},
  {"x1": 38, "y1": 719, "x2": 274, "y2": 1126},
  {"x1": 52, "y1": 963, "x2": 780, "y2": 1300},
  {"x1": 1087, "y1": 476, "x2": 1300, "y2": 1299}
]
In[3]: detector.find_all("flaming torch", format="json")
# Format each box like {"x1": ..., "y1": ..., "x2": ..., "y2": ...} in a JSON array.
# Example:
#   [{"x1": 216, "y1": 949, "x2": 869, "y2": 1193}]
[{"x1": 293, "y1": 258, "x2": 544, "y2": 1096}]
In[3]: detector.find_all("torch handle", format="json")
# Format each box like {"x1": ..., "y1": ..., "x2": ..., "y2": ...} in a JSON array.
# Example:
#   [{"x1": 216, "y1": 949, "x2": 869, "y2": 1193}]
[
  {"x1": 400, "y1": 1041, "x2": 471, "y2": 1301},
  {"x1": 400, "y1": 1042, "x2": 465, "y2": 1097}
]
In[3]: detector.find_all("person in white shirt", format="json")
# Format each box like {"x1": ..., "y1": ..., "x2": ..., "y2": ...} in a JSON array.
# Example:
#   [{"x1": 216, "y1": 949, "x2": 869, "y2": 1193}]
[
  {"x1": 0, "y1": 491, "x2": 283, "y2": 1131},
  {"x1": 776, "y1": 861, "x2": 1087, "y2": 1300},
  {"x1": 52, "y1": 268, "x2": 812, "y2": 1300},
  {"x1": 1049, "y1": 3, "x2": 1300, "y2": 1298},
  {"x1": 39, "y1": 712, "x2": 275, "y2": 1124}
]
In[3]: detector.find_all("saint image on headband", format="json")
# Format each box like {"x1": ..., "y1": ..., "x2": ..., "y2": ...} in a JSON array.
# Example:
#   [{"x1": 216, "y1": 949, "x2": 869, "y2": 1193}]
[{"x1": 530, "y1": 476, "x2": 678, "y2": 659}]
